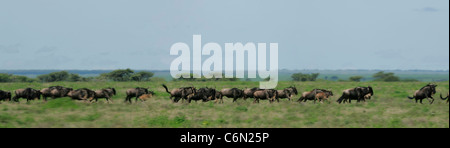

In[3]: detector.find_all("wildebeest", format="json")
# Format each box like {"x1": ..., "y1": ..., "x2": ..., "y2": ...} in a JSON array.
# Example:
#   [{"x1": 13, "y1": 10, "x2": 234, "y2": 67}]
[
  {"x1": 243, "y1": 88, "x2": 262, "y2": 100},
  {"x1": 441, "y1": 93, "x2": 449, "y2": 104},
  {"x1": 93, "y1": 88, "x2": 116, "y2": 103},
  {"x1": 297, "y1": 89, "x2": 328, "y2": 103},
  {"x1": 125, "y1": 87, "x2": 149, "y2": 103},
  {"x1": 277, "y1": 86, "x2": 298, "y2": 101},
  {"x1": 162, "y1": 84, "x2": 196, "y2": 103},
  {"x1": 137, "y1": 91, "x2": 155, "y2": 102},
  {"x1": 336, "y1": 86, "x2": 374, "y2": 104},
  {"x1": 186, "y1": 88, "x2": 216, "y2": 103},
  {"x1": 12, "y1": 88, "x2": 42, "y2": 102},
  {"x1": 253, "y1": 89, "x2": 279, "y2": 103},
  {"x1": 40, "y1": 86, "x2": 73, "y2": 101},
  {"x1": 0, "y1": 90, "x2": 12, "y2": 101},
  {"x1": 315, "y1": 90, "x2": 334, "y2": 104},
  {"x1": 364, "y1": 93, "x2": 373, "y2": 101},
  {"x1": 217, "y1": 88, "x2": 244, "y2": 103},
  {"x1": 408, "y1": 84, "x2": 438, "y2": 104},
  {"x1": 67, "y1": 88, "x2": 96, "y2": 101}
]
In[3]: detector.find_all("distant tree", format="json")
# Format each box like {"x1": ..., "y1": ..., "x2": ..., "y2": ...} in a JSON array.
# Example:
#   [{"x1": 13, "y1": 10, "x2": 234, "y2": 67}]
[
  {"x1": 373, "y1": 71, "x2": 400, "y2": 82},
  {"x1": 101, "y1": 69, "x2": 134, "y2": 81},
  {"x1": 310, "y1": 73, "x2": 320, "y2": 81},
  {"x1": 291, "y1": 73, "x2": 320, "y2": 82},
  {"x1": 68, "y1": 73, "x2": 82, "y2": 82},
  {"x1": 131, "y1": 71, "x2": 154, "y2": 81},
  {"x1": 37, "y1": 71, "x2": 70, "y2": 82},
  {"x1": 0, "y1": 73, "x2": 11, "y2": 82},
  {"x1": 10, "y1": 75, "x2": 34, "y2": 82},
  {"x1": 349, "y1": 76, "x2": 364, "y2": 82}
]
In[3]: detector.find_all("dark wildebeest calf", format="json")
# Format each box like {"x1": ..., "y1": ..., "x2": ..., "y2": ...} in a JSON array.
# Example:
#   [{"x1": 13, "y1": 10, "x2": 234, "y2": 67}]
[
  {"x1": 0, "y1": 90, "x2": 12, "y2": 102},
  {"x1": 408, "y1": 84, "x2": 437, "y2": 104},
  {"x1": 13, "y1": 88, "x2": 42, "y2": 102}
]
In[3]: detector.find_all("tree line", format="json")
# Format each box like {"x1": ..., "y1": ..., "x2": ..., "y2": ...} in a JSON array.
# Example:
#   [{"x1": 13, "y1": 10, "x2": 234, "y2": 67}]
[
  {"x1": 0, "y1": 70, "x2": 421, "y2": 83},
  {"x1": 0, "y1": 69, "x2": 155, "y2": 83}
]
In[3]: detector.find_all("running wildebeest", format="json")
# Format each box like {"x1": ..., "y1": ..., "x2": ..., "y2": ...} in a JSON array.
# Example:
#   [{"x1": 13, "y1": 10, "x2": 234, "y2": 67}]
[
  {"x1": 297, "y1": 89, "x2": 328, "y2": 103},
  {"x1": 162, "y1": 84, "x2": 196, "y2": 103},
  {"x1": 137, "y1": 91, "x2": 155, "y2": 102},
  {"x1": 336, "y1": 86, "x2": 374, "y2": 104},
  {"x1": 408, "y1": 84, "x2": 438, "y2": 104},
  {"x1": 243, "y1": 88, "x2": 262, "y2": 100},
  {"x1": 12, "y1": 88, "x2": 41, "y2": 102},
  {"x1": 441, "y1": 93, "x2": 449, "y2": 104},
  {"x1": 217, "y1": 88, "x2": 244, "y2": 103},
  {"x1": 40, "y1": 86, "x2": 73, "y2": 101},
  {"x1": 93, "y1": 88, "x2": 116, "y2": 103},
  {"x1": 186, "y1": 88, "x2": 216, "y2": 103},
  {"x1": 253, "y1": 89, "x2": 279, "y2": 103},
  {"x1": 277, "y1": 86, "x2": 298, "y2": 101},
  {"x1": 364, "y1": 93, "x2": 373, "y2": 101},
  {"x1": 125, "y1": 87, "x2": 149, "y2": 103},
  {"x1": 0, "y1": 90, "x2": 12, "y2": 101},
  {"x1": 67, "y1": 88, "x2": 96, "y2": 101},
  {"x1": 315, "y1": 90, "x2": 334, "y2": 104}
]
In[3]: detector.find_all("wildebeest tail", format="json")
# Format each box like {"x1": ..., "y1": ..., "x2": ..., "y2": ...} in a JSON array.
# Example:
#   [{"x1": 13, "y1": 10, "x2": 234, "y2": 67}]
[
  {"x1": 407, "y1": 96, "x2": 415, "y2": 100},
  {"x1": 440, "y1": 94, "x2": 448, "y2": 100},
  {"x1": 162, "y1": 84, "x2": 171, "y2": 94}
]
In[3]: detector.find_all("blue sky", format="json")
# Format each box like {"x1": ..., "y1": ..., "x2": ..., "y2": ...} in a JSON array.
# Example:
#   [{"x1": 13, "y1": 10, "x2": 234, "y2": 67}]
[{"x1": 0, "y1": 0, "x2": 448, "y2": 70}]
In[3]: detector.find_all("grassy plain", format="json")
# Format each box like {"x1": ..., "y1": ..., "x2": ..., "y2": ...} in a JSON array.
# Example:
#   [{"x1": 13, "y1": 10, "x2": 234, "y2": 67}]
[{"x1": 0, "y1": 81, "x2": 448, "y2": 128}]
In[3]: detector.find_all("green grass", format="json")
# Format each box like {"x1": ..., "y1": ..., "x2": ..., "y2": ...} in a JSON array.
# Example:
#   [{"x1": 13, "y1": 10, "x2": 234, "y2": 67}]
[{"x1": 0, "y1": 81, "x2": 448, "y2": 128}]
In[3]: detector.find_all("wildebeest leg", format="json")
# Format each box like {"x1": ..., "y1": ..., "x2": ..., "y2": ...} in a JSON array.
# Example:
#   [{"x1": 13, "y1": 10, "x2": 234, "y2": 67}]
[
  {"x1": 106, "y1": 96, "x2": 112, "y2": 103},
  {"x1": 428, "y1": 97, "x2": 434, "y2": 104},
  {"x1": 419, "y1": 99, "x2": 423, "y2": 104},
  {"x1": 135, "y1": 96, "x2": 140, "y2": 103},
  {"x1": 125, "y1": 96, "x2": 132, "y2": 103}
]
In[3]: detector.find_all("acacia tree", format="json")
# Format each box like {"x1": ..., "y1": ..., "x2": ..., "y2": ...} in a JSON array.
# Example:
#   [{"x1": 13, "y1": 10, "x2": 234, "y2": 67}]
[
  {"x1": 100, "y1": 69, "x2": 134, "y2": 81},
  {"x1": 373, "y1": 71, "x2": 400, "y2": 82},
  {"x1": 131, "y1": 71, "x2": 155, "y2": 81},
  {"x1": 349, "y1": 76, "x2": 364, "y2": 82}
]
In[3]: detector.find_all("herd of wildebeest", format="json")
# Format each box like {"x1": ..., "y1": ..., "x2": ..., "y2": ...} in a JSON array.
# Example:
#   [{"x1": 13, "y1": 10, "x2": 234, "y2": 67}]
[{"x1": 0, "y1": 83, "x2": 448, "y2": 104}]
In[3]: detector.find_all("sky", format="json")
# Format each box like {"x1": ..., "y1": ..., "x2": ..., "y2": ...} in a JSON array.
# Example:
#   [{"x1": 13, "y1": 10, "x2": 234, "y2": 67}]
[{"x1": 0, "y1": 0, "x2": 448, "y2": 70}]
